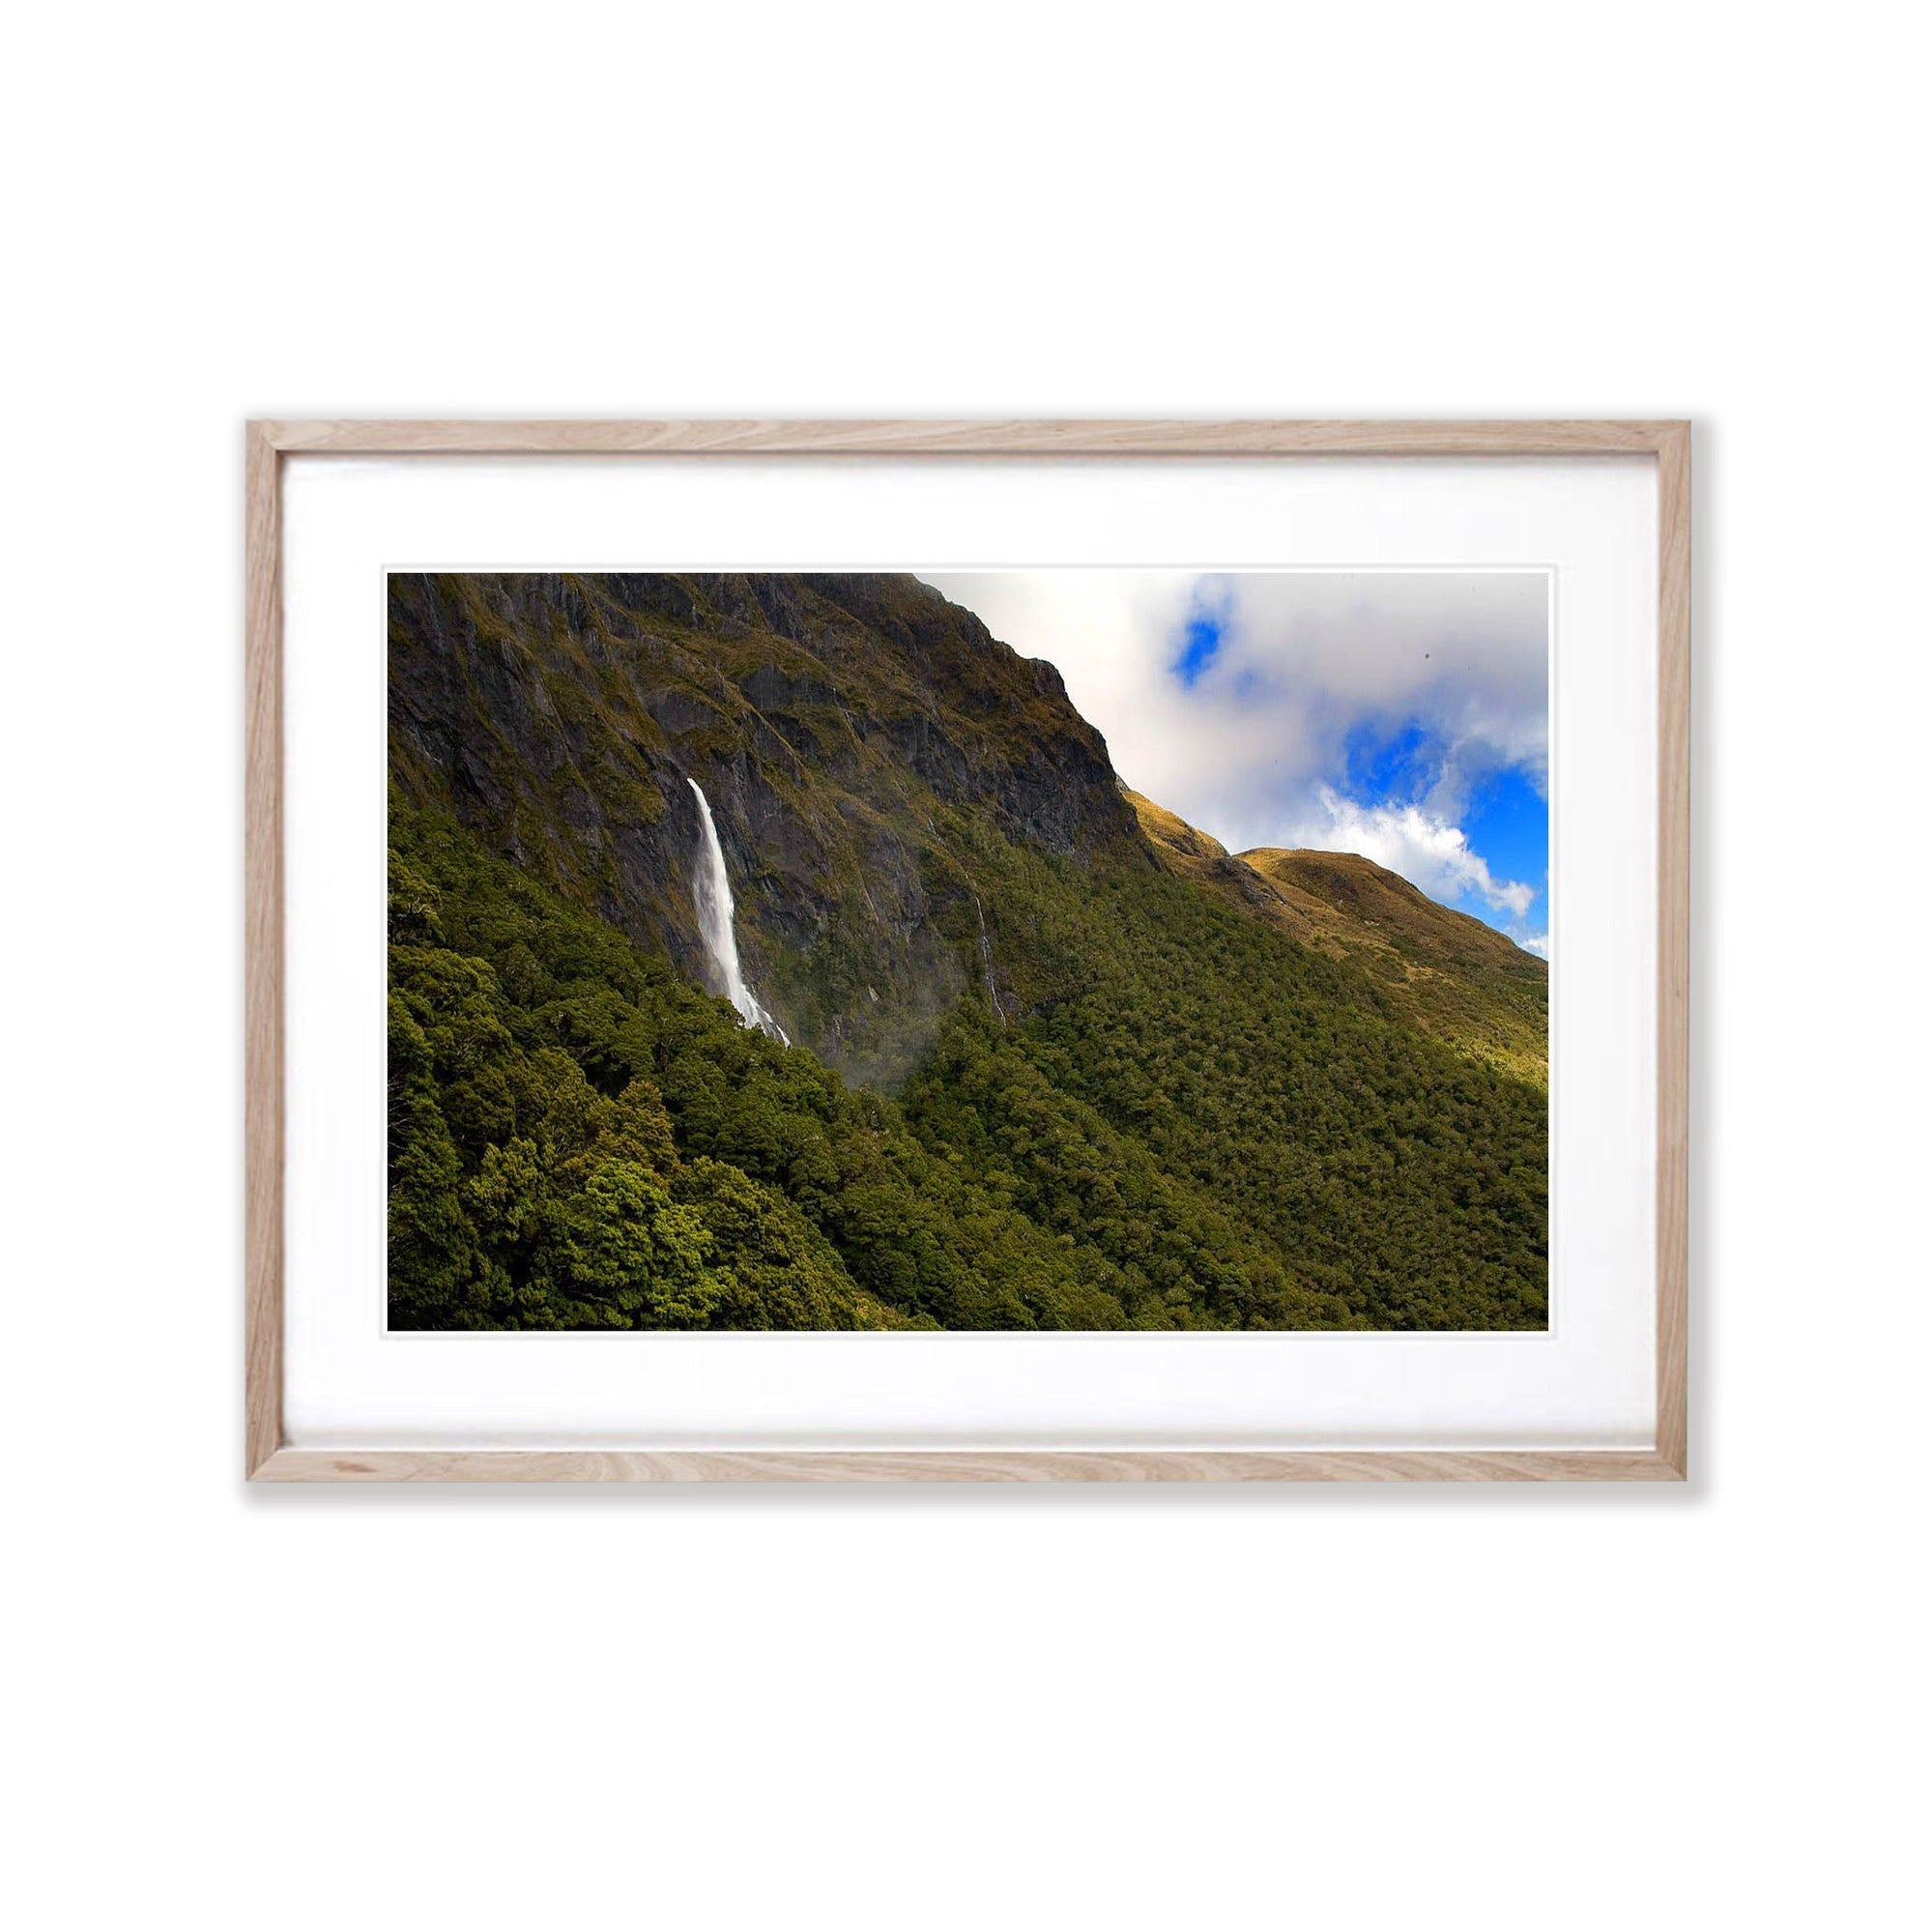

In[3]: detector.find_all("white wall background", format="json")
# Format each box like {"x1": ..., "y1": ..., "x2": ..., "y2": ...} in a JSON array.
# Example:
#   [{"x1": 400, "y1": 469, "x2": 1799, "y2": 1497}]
[{"x1": 5, "y1": 5, "x2": 1924, "y2": 1928}]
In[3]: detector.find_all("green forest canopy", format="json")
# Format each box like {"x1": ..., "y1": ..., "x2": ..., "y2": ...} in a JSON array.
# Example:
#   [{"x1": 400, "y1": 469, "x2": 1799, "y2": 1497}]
[{"x1": 389, "y1": 793, "x2": 1546, "y2": 1332}]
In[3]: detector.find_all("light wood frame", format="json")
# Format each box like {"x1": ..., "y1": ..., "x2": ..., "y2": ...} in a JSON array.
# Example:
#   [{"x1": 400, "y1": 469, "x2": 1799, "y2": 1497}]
[{"x1": 246, "y1": 418, "x2": 1689, "y2": 1483}]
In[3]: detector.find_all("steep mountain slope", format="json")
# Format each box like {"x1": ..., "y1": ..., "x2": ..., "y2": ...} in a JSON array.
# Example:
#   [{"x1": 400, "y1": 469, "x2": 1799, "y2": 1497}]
[
  {"x1": 389, "y1": 572, "x2": 1549, "y2": 1331},
  {"x1": 1124, "y1": 788, "x2": 1547, "y2": 1084},
  {"x1": 1242, "y1": 849, "x2": 1547, "y2": 1083},
  {"x1": 389, "y1": 571, "x2": 1129, "y2": 1085}
]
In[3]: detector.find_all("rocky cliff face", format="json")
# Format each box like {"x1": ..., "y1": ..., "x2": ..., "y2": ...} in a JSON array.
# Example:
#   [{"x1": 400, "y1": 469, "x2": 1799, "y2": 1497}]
[{"x1": 389, "y1": 571, "x2": 1138, "y2": 1084}]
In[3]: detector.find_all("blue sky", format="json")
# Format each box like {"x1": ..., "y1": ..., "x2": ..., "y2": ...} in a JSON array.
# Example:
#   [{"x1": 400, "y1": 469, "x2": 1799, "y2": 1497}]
[
  {"x1": 1173, "y1": 611, "x2": 1224, "y2": 685},
  {"x1": 1456, "y1": 767, "x2": 1547, "y2": 941},
  {"x1": 1331, "y1": 714, "x2": 1549, "y2": 943},
  {"x1": 921, "y1": 570, "x2": 1550, "y2": 957}
]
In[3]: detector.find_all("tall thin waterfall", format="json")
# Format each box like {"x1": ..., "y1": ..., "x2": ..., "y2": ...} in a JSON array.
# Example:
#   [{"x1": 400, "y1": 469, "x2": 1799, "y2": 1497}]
[{"x1": 686, "y1": 780, "x2": 788, "y2": 1045}]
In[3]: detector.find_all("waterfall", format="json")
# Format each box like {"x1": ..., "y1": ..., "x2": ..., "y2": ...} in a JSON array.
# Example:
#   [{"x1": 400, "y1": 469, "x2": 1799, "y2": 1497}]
[
  {"x1": 973, "y1": 894, "x2": 1007, "y2": 1024},
  {"x1": 686, "y1": 780, "x2": 788, "y2": 1045}
]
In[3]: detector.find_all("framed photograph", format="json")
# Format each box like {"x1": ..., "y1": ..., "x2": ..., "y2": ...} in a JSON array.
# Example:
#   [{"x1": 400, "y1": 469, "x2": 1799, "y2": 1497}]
[{"x1": 246, "y1": 419, "x2": 1688, "y2": 1482}]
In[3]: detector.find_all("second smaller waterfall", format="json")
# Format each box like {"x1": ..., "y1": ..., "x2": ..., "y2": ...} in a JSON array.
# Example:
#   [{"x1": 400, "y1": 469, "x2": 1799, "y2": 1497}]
[{"x1": 687, "y1": 779, "x2": 789, "y2": 1045}]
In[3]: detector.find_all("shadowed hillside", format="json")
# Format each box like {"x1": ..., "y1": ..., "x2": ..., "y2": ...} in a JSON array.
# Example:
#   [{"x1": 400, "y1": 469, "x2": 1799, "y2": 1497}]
[{"x1": 390, "y1": 571, "x2": 1132, "y2": 1086}]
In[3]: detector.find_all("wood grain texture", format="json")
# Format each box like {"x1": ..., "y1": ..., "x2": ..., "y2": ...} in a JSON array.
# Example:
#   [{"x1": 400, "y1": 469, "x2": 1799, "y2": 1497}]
[
  {"x1": 1655, "y1": 423, "x2": 1692, "y2": 1477},
  {"x1": 244, "y1": 418, "x2": 1691, "y2": 1484},
  {"x1": 253, "y1": 1448, "x2": 1685, "y2": 1484},
  {"x1": 258, "y1": 418, "x2": 1681, "y2": 458},
  {"x1": 245, "y1": 423, "x2": 284, "y2": 1478}
]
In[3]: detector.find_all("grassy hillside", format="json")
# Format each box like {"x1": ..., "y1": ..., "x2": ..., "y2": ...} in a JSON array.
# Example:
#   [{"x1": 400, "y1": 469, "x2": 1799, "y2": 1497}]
[{"x1": 389, "y1": 573, "x2": 1548, "y2": 1331}]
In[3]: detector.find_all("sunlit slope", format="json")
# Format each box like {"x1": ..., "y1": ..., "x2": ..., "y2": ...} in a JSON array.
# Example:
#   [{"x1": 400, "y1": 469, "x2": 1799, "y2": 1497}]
[{"x1": 1124, "y1": 788, "x2": 1548, "y2": 1086}]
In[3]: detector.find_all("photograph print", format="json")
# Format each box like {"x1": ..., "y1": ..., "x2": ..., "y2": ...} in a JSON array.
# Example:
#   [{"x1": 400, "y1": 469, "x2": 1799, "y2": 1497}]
[{"x1": 388, "y1": 568, "x2": 1549, "y2": 1332}]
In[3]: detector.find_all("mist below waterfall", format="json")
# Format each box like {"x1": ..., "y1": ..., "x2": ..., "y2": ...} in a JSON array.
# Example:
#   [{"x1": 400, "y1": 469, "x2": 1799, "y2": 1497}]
[{"x1": 687, "y1": 779, "x2": 788, "y2": 1044}]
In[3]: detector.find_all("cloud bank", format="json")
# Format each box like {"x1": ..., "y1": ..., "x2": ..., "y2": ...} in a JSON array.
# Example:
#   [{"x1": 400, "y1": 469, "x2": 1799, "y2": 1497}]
[
  {"x1": 1291, "y1": 788, "x2": 1536, "y2": 920},
  {"x1": 921, "y1": 569, "x2": 1549, "y2": 955}
]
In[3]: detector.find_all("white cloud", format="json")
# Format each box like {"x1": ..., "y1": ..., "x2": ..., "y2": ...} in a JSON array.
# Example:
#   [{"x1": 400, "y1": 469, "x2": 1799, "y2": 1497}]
[
  {"x1": 1517, "y1": 933, "x2": 1552, "y2": 960},
  {"x1": 1287, "y1": 786, "x2": 1537, "y2": 920},
  {"x1": 920, "y1": 569, "x2": 1548, "y2": 933}
]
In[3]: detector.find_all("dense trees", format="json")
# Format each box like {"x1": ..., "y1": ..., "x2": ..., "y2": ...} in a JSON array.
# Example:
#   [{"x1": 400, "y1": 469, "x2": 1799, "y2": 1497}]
[
  {"x1": 388, "y1": 792, "x2": 1546, "y2": 1332},
  {"x1": 981, "y1": 837, "x2": 1545, "y2": 1325}
]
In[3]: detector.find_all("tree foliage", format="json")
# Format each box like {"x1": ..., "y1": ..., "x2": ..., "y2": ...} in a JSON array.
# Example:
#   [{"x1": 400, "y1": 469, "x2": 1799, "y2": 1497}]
[{"x1": 388, "y1": 793, "x2": 1545, "y2": 1332}]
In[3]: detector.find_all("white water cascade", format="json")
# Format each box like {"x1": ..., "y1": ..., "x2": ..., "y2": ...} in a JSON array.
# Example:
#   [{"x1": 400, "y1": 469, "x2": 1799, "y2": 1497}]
[{"x1": 686, "y1": 779, "x2": 789, "y2": 1044}]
